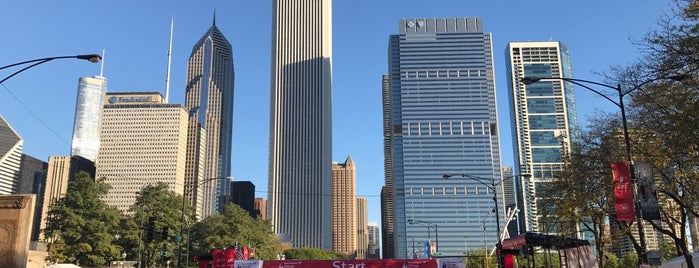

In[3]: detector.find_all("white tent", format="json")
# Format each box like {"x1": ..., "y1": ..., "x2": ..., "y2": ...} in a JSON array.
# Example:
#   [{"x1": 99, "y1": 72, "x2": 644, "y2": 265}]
[{"x1": 659, "y1": 252, "x2": 699, "y2": 268}]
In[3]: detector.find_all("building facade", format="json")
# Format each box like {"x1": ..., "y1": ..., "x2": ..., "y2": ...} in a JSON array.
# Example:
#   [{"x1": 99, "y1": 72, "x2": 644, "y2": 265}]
[
  {"x1": 332, "y1": 157, "x2": 357, "y2": 256},
  {"x1": 71, "y1": 76, "x2": 107, "y2": 161},
  {"x1": 18, "y1": 154, "x2": 47, "y2": 241},
  {"x1": 384, "y1": 18, "x2": 503, "y2": 257},
  {"x1": 505, "y1": 41, "x2": 579, "y2": 234},
  {"x1": 0, "y1": 115, "x2": 22, "y2": 195},
  {"x1": 184, "y1": 17, "x2": 235, "y2": 218},
  {"x1": 356, "y1": 197, "x2": 369, "y2": 259},
  {"x1": 501, "y1": 166, "x2": 518, "y2": 238},
  {"x1": 97, "y1": 92, "x2": 188, "y2": 213},
  {"x1": 39, "y1": 155, "x2": 94, "y2": 241},
  {"x1": 367, "y1": 222, "x2": 381, "y2": 259},
  {"x1": 381, "y1": 74, "x2": 396, "y2": 259},
  {"x1": 229, "y1": 181, "x2": 256, "y2": 218},
  {"x1": 268, "y1": 0, "x2": 333, "y2": 249},
  {"x1": 254, "y1": 198, "x2": 267, "y2": 220}
]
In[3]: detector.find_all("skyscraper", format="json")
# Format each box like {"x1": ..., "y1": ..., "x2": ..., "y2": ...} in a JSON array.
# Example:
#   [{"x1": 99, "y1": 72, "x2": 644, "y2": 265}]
[
  {"x1": 384, "y1": 18, "x2": 502, "y2": 257},
  {"x1": 0, "y1": 115, "x2": 22, "y2": 195},
  {"x1": 97, "y1": 92, "x2": 188, "y2": 213},
  {"x1": 184, "y1": 16, "x2": 235, "y2": 218},
  {"x1": 332, "y1": 156, "x2": 357, "y2": 256},
  {"x1": 367, "y1": 222, "x2": 381, "y2": 259},
  {"x1": 229, "y1": 181, "x2": 256, "y2": 218},
  {"x1": 71, "y1": 76, "x2": 107, "y2": 161},
  {"x1": 381, "y1": 74, "x2": 396, "y2": 259},
  {"x1": 356, "y1": 197, "x2": 369, "y2": 259},
  {"x1": 269, "y1": 0, "x2": 332, "y2": 249},
  {"x1": 505, "y1": 41, "x2": 579, "y2": 234}
]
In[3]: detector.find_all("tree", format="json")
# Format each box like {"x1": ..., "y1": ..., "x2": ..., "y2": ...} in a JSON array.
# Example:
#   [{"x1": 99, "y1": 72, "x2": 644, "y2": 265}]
[
  {"x1": 120, "y1": 183, "x2": 192, "y2": 267},
  {"x1": 44, "y1": 172, "x2": 122, "y2": 266},
  {"x1": 602, "y1": 0, "x2": 699, "y2": 265},
  {"x1": 283, "y1": 247, "x2": 338, "y2": 260},
  {"x1": 189, "y1": 203, "x2": 281, "y2": 260}
]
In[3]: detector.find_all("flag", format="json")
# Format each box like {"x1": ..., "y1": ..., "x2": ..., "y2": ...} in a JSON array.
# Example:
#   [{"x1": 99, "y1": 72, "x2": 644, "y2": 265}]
[
  {"x1": 612, "y1": 162, "x2": 635, "y2": 221},
  {"x1": 234, "y1": 241, "x2": 245, "y2": 260}
]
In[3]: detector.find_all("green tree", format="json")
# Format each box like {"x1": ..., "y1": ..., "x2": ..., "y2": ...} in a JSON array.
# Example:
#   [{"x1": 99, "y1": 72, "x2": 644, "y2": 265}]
[
  {"x1": 189, "y1": 203, "x2": 281, "y2": 260},
  {"x1": 283, "y1": 247, "x2": 337, "y2": 260},
  {"x1": 44, "y1": 172, "x2": 122, "y2": 266},
  {"x1": 120, "y1": 183, "x2": 193, "y2": 267},
  {"x1": 604, "y1": 252, "x2": 620, "y2": 268},
  {"x1": 620, "y1": 252, "x2": 638, "y2": 268}
]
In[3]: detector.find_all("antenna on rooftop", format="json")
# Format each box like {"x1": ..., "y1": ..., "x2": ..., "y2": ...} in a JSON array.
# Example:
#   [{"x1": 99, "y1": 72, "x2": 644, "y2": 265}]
[
  {"x1": 99, "y1": 49, "x2": 105, "y2": 77},
  {"x1": 165, "y1": 16, "x2": 174, "y2": 103}
]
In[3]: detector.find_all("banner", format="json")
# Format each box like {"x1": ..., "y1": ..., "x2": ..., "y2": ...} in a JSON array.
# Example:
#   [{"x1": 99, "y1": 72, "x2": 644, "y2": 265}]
[
  {"x1": 612, "y1": 162, "x2": 635, "y2": 221},
  {"x1": 212, "y1": 249, "x2": 225, "y2": 268},
  {"x1": 636, "y1": 163, "x2": 661, "y2": 220},
  {"x1": 437, "y1": 258, "x2": 465, "y2": 268},
  {"x1": 235, "y1": 260, "x2": 263, "y2": 268},
  {"x1": 262, "y1": 259, "x2": 437, "y2": 268}
]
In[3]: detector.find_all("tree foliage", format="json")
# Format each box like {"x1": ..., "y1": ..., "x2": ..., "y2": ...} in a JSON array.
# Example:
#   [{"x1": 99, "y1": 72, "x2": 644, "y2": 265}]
[
  {"x1": 189, "y1": 203, "x2": 281, "y2": 260},
  {"x1": 119, "y1": 183, "x2": 194, "y2": 267},
  {"x1": 44, "y1": 172, "x2": 122, "y2": 266}
]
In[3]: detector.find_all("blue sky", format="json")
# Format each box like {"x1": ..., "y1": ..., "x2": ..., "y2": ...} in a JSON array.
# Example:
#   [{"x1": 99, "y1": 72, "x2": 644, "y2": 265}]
[{"x1": 0, "y1": 1, "x2": 673, "y2": 224}]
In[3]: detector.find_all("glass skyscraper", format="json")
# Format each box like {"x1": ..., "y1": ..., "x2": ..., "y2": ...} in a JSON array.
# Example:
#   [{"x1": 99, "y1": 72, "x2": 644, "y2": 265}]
[
  {"x1": 268, "y1": 0, "x2": 333, "y2": 249},
  {"x1": 184, "y1": 17, "x2": 235, "y2": 218},
  {"x1": 71, "y1": 76, "x2": 107, "y2": 161},
  {"x1": 384, "y1": 18, "x2": 503, "y2": 258},
  {"x1": 505, "y1": 41, "x2": 579, "y2": 234}
]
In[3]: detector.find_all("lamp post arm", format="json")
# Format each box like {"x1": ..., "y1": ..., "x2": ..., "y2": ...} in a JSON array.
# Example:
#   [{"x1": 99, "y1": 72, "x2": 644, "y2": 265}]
[
  {"x1": 563, "y1": 79, "x2": 622, "y2": 108},
  {"x1": 1, "y1": 59, "x2": 53, "y2": 84}
]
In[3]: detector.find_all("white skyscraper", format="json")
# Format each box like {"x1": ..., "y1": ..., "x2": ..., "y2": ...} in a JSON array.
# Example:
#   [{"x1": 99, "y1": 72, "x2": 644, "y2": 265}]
[
  {"x1": 268, "y1": 0, "x2": 333, "y2": 249},
  {"x1": 0, "y1": 115, "x2": 23, "y2": 194},
  {"x1": 71, "y1": 76, "x2": 107, "y2": 161}
]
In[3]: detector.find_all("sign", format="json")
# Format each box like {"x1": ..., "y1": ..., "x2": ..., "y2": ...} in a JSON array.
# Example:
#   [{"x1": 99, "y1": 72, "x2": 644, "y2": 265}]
[
  {"x1": 261, "y1": 259, "x2": 437, "y2": 268},
  {"x1": 501, "y1": 235, "x2": 526, "y2": 249},
  {"x1": 612, "y1": 162, "x2": 635, "y2": 221},
  {"x1": 235, "y1": 260, "x2": 263, "y2": 268},
  {"x1": 648, "y1": 250, "x2": 662, "y2": 266},
  {"x1": 636, "y1": 163, "x2": 661, "y2": 220}
]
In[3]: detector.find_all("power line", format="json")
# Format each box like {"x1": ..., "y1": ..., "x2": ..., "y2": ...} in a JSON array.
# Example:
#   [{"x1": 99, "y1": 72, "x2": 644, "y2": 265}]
[{"x1": 0, "y1": 83, "x2": 70, "y2": 146}]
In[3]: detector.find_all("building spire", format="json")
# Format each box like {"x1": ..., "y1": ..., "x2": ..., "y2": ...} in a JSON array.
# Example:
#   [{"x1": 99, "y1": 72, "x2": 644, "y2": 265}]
[{"x1": 212, "y1": 8, "x2": 216, "y2": 26}]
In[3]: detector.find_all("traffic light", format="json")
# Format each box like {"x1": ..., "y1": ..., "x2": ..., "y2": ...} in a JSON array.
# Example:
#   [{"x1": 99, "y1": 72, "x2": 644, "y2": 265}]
[
  {"x1": 161, "y1": 226, "x2": 169, "y2": 240},
  {"x1": 146, "y1": 217, "x2": 155, "y2": 242}
]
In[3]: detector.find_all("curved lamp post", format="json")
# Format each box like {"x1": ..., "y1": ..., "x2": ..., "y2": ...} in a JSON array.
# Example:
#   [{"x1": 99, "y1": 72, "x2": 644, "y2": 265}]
[
  {"x1": 520, "y1": 75, "x2": 686, "y2": 265},
  {"x1": 408, "y1": 219, "x2": 438, "y2": 256},
  {"x1": 443, "y1": 173, "x2": 531, "y2": 268},
  {"x1": 1, "y1": 54, "x2": 102, "y2": 84}
]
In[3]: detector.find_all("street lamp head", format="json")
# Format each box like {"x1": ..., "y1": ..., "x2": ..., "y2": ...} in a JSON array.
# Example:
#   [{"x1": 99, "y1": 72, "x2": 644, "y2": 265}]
[
  {"x1": 407, "y1": 219, "x2": 414, "y2": 224},
  {"x1": 520, "y1": 174, "x2": 532, "y2": 178},
  {"x1": 520, "y1": 77, "x2": 541, "y2": 85},
  {"x1": 76, "y1": 54, "x2": 102, "y2": 63},
  {"x1": 442, "y1": 174, "x2": 453, "y2": 180}
]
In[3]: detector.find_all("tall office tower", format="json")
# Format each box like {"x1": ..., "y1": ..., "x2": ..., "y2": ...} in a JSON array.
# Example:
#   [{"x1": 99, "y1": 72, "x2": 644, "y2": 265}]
[
  {"x1": 331, "y1": 156, "x2": 357, "y2": 256},
  {"x1": 97, "y1": 92, "x2": 188, "y2": 213},
  {"x1": 501, "y1": 166, "x2": 518, "y2": 238},
  {"x1": 269, "y1": 0, "x2": 332, "y2": 249},
  {"x1": 184, "y1": 17, "x2": 235, "y2": 218},
  {"x1": 229, "y1": 181, "x2": 256, "y2": 218},
  {"x1": 505, "y1": 41, "x2": 579, "y2": 234},
  {"x1": 384, "y1": 18, "x2": 502, "y2": 257},
  {"x1": 367, "y1": 222, "x2": 381, "y2": 259},
  {"x1": 356, "y1": 197, "x2": 369, "y2": 259},
  {"x1": 39, "y1": 155, "x2": 94, "y2": 241},
  {"x1": 380, "y1": 74, "x2": 396, "y2": 258},
  {"x1": 0, "y1": 115, "x2": 23, "y2": 194},
  {"x1": 71, "y1": 76, "x2": 107, "y2": 161},
  {"x1": 18, "y1": 154, "x2": 48, "y2": 241},
  {"x1": 254, "y1": 198, "x2": 267, "y2": 220}
]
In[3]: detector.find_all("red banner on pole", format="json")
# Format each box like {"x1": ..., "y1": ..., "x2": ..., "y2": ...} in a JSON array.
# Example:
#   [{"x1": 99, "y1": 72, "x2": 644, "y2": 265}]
[
  {"x1": 262, "y1": 259, "x2": 437, "y2": 268},
  {"x1": 612, "y1": 162, "x2": 635, "y2": 221}
]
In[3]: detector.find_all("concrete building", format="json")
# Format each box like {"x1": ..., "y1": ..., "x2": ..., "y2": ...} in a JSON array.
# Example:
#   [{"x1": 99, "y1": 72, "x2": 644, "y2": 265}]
[
  {"x1": 357, "y1": 197, "x2": 369, "y2": 259},
  {"x1": 39, "y1": 155, "x2": 94, "y2": 241},
  {"x1": 380, "y1": 74, "x2": 396, "y2": 258},
  {"x1": 368, "y1": 222, "x2": 381, "y2": 259},
  {"x1": 332, "y1": 156, "x2": 357, "y2": 256},
  {"x1": 254, "y1": 198, "x2": 267, "y2": 220},
  {"x1": 268, "y1": 0, "x2": 333, "y2": 249},
  {"x1": 184, "y1": 16, "x2": 234, "y2": 218},
  {"x1": 505, "y1": 41, "x2": 579, "y2": 234},
  {"x1": 97, "y1": 92, "x2": 188, "y2": 213},
  {"x1": 71, "y1": 76, "x2": 107, "y2": 161},
  {"x1": 501, "y1": 166, "x2": 518, "y2": 238},
  {"x1": 0, "y1": 115, "x2": 22, "y2": 195},
  {"x1": 384, "y1": 18, "x2": 503, "y2": 257}
]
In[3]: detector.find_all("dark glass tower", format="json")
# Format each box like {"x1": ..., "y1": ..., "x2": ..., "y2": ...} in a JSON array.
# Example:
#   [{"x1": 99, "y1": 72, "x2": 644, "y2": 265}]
[
  {"x1": 184, "y1": 16, "x2": 234, "y2": 218},
  {"x1": 384, "y1": 18, "x2": 502, "y2": 257}
]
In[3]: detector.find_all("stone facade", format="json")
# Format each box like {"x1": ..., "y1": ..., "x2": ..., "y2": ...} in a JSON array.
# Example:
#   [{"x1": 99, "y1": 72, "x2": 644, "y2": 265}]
[{"x1": 0, "y1": 195, "x2": 35, "y2": 268}]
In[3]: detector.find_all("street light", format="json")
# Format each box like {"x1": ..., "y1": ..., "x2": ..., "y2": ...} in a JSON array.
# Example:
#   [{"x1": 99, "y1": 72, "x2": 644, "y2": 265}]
[
  {"x1": 1, "y1": 54, "x2": 102, "y2": 84},
  {"x1": 408, "y1": 219, "x2": 439, "y2": 255},
  {"x1": 520, "y1": 74, "x2": 686, "y2": 265},
  {"x1": 178, "y1": 177, "x2": 230, "y2": 268},
  {"x1": 442, "y1": 173, "x2": 531, "y2": 268},
  {"x1": 481, "y1": 210, "x2": 492, "y2": 268}
]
